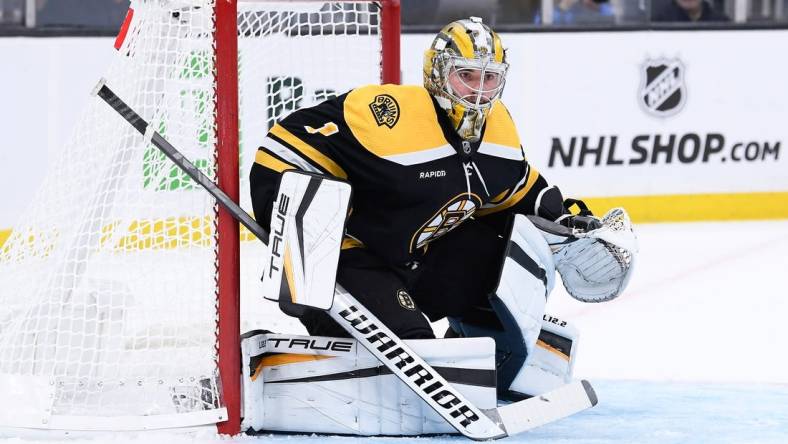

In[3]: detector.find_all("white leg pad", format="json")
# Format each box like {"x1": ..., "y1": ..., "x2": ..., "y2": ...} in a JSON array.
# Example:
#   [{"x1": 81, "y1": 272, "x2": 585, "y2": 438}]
[
  {"x1": 240, "y1": 332, "x2": 497, "y2": 436},
  {"x1": 496, "y1": 214, "x2": 556, "y2": 352},
  {"x1": 488, "y1": 215, "x2": 557, "y2": 394}
]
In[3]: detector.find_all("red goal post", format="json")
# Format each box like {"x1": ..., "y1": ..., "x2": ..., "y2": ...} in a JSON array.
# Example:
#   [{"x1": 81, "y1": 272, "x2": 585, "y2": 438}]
[
  {"x1": 215, "y1": 0, "x2": 401, "y2": 435},
  {"x1": 215, "y1": 0, "x2": 400, "y2": 435}
]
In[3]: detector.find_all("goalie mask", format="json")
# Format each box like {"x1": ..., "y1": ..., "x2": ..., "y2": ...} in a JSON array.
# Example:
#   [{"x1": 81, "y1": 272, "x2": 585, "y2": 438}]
[{"x1": 424, "y1": 17, "x2": 508, "y2": 142}]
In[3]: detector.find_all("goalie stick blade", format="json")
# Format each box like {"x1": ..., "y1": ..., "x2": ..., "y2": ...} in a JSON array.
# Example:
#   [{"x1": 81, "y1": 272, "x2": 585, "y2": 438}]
[{"x1": 494, "y1": 379, "x2": 598, "y2": 436}]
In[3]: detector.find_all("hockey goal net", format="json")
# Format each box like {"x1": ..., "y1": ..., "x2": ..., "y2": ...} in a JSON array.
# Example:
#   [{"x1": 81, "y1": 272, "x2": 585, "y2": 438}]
[{"x1": 0, "y1": 0, "x2": 398, "y2": 434}]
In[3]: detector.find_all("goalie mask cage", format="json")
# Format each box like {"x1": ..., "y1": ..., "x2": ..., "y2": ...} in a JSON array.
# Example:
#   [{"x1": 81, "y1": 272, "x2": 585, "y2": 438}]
[{"x1": 0, "y1": 0, "x2": 399, "y2": 435}]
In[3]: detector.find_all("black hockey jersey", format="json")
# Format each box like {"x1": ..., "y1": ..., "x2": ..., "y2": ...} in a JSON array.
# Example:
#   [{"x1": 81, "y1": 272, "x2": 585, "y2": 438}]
[{"x1": 250, "y1": 84, "x2": 556, "y2": 266}]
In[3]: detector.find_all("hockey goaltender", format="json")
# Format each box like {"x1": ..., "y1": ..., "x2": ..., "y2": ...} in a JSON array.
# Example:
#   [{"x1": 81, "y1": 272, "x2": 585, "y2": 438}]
[{"x1": 243, "y1": 17, "x2": 638, "y2": 439}]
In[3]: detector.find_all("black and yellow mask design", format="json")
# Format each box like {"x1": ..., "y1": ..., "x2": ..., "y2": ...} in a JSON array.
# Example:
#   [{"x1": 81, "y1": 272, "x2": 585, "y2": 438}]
[{"x1": 423, "y1": 17, "x2": 509, "y2": 142}]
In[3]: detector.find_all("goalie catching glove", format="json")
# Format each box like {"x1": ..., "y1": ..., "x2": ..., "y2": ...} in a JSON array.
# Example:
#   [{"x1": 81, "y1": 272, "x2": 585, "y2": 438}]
[{"x1": 528, "y1": 206, "x2": 638, "y2": 303}]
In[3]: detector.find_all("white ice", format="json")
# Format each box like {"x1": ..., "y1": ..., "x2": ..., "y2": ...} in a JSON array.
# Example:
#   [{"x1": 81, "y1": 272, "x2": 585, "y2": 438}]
[{"x1": 2, "y1": 220, "x2": 787, "y2": 443}]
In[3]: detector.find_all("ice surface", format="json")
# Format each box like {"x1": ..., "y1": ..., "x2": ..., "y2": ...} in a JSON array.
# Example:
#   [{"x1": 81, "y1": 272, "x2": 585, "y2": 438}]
[{"x1": 2, "y1": 220, "x2": 787, "y2": 443}]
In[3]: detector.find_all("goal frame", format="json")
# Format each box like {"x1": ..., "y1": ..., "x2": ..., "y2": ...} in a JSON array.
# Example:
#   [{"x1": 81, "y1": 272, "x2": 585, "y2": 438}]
[{"x1": 213, "y1": 0, "x2": 401, "y2": 435}]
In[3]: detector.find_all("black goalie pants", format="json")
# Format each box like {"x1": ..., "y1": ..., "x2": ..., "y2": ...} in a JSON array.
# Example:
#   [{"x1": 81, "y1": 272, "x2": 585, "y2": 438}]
[{"x1": 298, "y1": 219, "x2": 507, "y2": 339}]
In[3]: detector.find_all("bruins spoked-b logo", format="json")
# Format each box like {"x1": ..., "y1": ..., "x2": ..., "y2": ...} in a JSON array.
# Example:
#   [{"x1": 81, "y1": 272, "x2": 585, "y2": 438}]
[
  {"x1": 396, "y1": 289, "x2": 416, "y2": 311},
  {"x1": 639, "y1": 58, "x2": 686, "y2": 117},
  {"x1": 369, "y1": 94, "x2": 400, "y2": 128},
  {"x1": 410, "y1": 193, "x2": 481, "y2": 252}
]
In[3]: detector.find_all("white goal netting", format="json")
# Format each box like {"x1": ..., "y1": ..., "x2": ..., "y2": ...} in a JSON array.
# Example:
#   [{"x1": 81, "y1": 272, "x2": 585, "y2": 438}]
[{"x1": 0, "y1": 0, "x2": 384, "y2": 431}]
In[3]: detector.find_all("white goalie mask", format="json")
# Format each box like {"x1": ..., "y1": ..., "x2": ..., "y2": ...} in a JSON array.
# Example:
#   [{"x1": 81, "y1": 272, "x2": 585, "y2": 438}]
[{"x1": 424, "y1": 17, "x2": 509, "y2": 142}]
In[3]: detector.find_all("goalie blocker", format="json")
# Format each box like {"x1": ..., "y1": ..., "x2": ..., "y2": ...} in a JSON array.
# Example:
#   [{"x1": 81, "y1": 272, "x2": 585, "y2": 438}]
[{"x1": 262, "y1": 170, "x2": 351, "y2": 315}]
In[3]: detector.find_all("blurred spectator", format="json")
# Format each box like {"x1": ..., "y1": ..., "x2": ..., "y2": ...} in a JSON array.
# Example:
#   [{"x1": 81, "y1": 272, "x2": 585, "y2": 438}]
[
  {"x1": 36, "y1": 0, "x2": 127, "y2": 28},
  {"x1": 0, "y1": 0, "x2": 25, "y2": 25},
  {"x1": 434, "y1": 0, "x2": 498, "y2": 27},
  {"x1": 746, "y1": 0, "x2": 787, "y2": 21},
  {"x1": 652, "y1": 0, "x2": 730, "y2": 22},
  {"x1": 403, "y1": 0, "x2": 502, "y2": 28},
  {"x1": 496, "y1": 0, "x2": 540, "y2": 25},
  {"x1": 401, "y1": 0, "x2": 440, "y2": 27},
  {"x1": 618, "y1": 0, "x2": 651, "y2": 24},
  {"x1": 534, "y1": 0, "x2": 616, "y2": 25}
]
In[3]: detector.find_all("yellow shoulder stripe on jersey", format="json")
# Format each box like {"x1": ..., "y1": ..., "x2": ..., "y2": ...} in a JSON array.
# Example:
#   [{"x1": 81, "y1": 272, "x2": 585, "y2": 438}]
[
  {"x1": 270, "y1": 124, "x2": 348, "y2": 179},
  {"x1": 476, "y1": 165, "x2": 540, "y2": 216},
  {"x1": 255, "y1": 149, "x2": 294, "y2": 173},
  {"x1": 482, "y1": 102, "x2": 520, "y2": 149},
  {"x1": 344, "y1": 85, "x2": 448, "y2": 158}
]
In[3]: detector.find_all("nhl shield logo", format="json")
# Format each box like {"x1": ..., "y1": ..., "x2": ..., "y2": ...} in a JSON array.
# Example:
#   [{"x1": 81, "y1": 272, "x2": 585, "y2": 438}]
[
  {"x1": 639, "y1": 58, "x2": 686, "y2": 117},
  {"x1": 369, "y1": 94, "x2": 400, "y2": 128}
]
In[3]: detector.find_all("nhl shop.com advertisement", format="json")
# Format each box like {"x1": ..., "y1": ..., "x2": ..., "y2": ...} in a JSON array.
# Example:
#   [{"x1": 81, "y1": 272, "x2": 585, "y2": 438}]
[{"x1": 495, "y1": 31, "x2": 788, "y2": 203}]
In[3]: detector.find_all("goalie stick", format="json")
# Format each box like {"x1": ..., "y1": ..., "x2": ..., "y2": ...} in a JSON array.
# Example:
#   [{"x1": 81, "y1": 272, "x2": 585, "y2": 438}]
[{"x1": 93, "y1": 79, "x2": 597, "y2": 440}]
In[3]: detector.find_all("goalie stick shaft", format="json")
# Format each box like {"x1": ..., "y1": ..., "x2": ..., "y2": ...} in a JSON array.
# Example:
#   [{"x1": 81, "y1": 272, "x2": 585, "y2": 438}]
[
  {"x1": 94, "y1": 80, "x2": 596, "y2": 440},
  {"x1": 93, "y1": 80, "x2": 269, "y2": 244}
]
